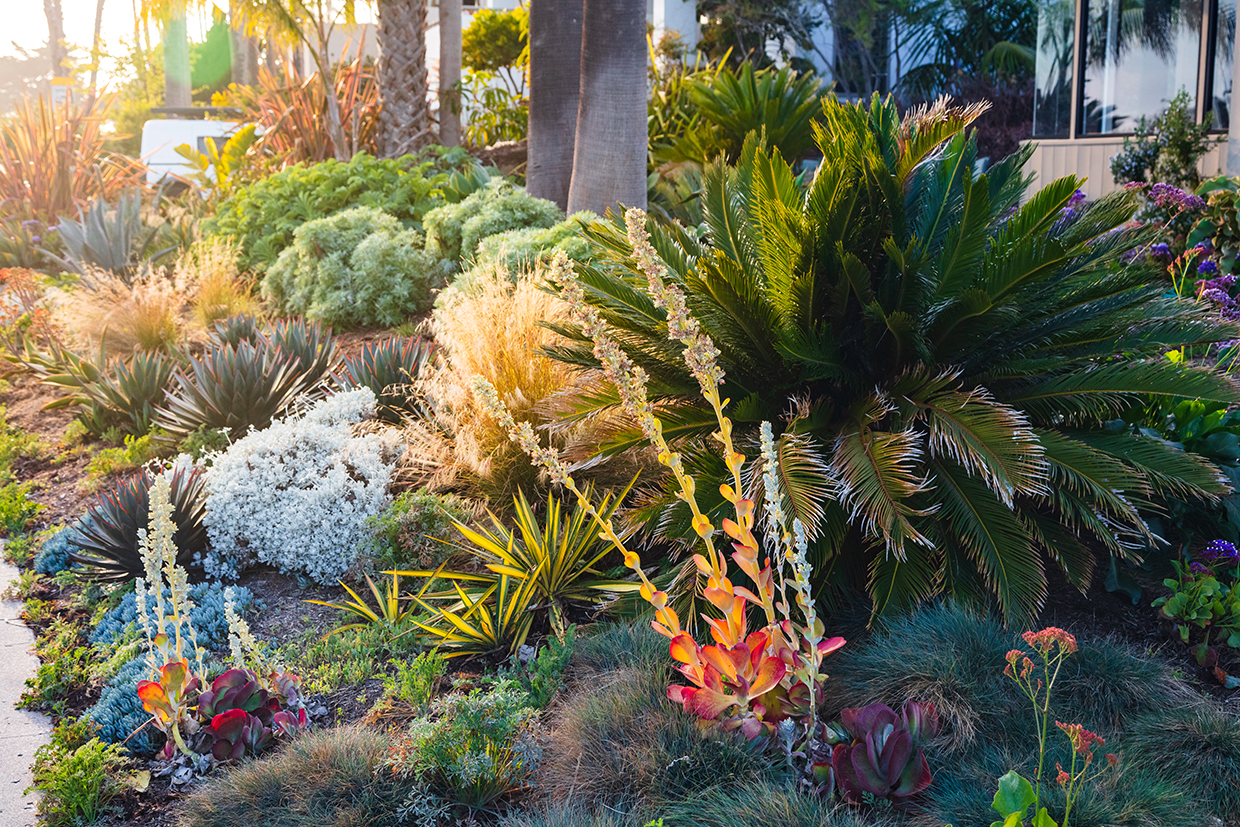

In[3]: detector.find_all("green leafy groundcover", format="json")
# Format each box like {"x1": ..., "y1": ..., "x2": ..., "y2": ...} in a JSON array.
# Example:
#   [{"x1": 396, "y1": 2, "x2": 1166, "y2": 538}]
[{"x1": 205, "y1": 147, "x2": 480, "y2": 273}]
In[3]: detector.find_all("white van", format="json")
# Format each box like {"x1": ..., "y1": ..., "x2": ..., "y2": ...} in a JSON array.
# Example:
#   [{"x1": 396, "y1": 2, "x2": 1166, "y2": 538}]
[{"x1": 140, "y1": 119, "x2": 242, "y2": 186}]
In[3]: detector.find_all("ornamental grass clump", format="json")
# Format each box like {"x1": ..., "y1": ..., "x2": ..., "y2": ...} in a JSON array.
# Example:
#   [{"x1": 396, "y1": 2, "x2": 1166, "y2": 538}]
[{"x1": 475, "y1": 242, "x2": 844, "y2": 779}]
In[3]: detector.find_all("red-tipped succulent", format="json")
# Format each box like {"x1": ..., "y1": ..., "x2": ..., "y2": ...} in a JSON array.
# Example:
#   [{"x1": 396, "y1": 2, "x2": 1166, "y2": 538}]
[
  {"x1": 200, "y1": 708, "x2": 273, "y2": 761},
  {"x1": 197, "y1": 668, "x2": 278, "y2": 724},
  {"x1": 831, "y1": 701, "x2": 939, "y2": 805}
]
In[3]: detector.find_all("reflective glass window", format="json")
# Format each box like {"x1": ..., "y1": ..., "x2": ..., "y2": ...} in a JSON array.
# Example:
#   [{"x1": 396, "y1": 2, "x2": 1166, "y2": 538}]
[
  {"x1": 1080, "y1": 0, "x2": 1203, "y2": 135},
  {"x1": 1033, "y1": 0, "x2": 1077, "y2": 137}
]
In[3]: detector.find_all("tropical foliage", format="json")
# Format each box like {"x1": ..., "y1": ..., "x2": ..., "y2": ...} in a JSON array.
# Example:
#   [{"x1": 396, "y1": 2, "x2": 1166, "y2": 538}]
[{"x1": 551, "y1": 94, "x2": 1238, "y2": 621}]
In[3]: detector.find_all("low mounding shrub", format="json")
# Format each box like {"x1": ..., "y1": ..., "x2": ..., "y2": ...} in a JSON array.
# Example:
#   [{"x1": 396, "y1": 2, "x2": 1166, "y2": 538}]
[
  {"x1": 200, "y1": 389, "x2": 401, "y2": 583},
  {"x1": 390, "y1": 681, "x2": 539, "y2": 812},
  {"x1": 262, "y1": 206, "x2": 449, "y2": 327},
  {"x1": 423, "y1": 179, "x2": 562, "y2": 266},
  {"x1": 665, "y1": 781, "x2": 891, "y2": 827},
  {"x1": 178, "y1": 726, "x2": 411, "y2": 827},
  {"x1": 28, "y1": 730, "x2": 125, "y2": 827},
  {"x1": 205, "y1": 149, "x2": 478, "y2": 272},
  {"x1": 364, "y1": 487, "x2": 476, "y2": 571},
  {"x1": 470, "y1": 211, "x2": 595, "y2": 277}
]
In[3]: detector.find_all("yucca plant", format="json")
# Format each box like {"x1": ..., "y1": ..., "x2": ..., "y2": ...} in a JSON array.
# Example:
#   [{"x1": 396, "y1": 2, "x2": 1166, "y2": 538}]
[
  {"x1": 155, "y1": 339, "x2": 302, "y2": 440},
  {"x1": 335, "y1": 336, "x2": 436, "y2": 423},
  {"x1": 67, "y1": 463, "x2": 208, "y2": 581},
  {"x1": 398, "y1": 482, "x2": 638, "y2": 639},
  {"x1": 305, "y1": 573, "x2": 415, "y2": 636},
  {"x1": 406, "y1": 569, "x2": 540, "y2": 657},
  {"x1": 551, "y1": 94, "x2": 1239, "y2": 622}
]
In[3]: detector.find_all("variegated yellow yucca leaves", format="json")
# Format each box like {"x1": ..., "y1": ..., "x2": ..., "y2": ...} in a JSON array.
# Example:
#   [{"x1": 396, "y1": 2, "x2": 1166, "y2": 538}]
[{"x1": 552, "y1": 93, "x2": 1240, "y2": 622}]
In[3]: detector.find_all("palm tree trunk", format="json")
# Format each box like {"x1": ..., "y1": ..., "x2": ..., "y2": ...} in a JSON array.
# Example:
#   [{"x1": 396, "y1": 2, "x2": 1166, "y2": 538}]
[
  {"x1": 527, "y1": 0, "x2": 582, "y2": 211},
  {"x1": 566, "y1": 0, "x2": 647, "y2": 215},
  {"x1": 164, "y1": 7, "x2": 192, "y2": 108},
  {"x1": 228, "y1": 0, "x2": 257, "y2": 86},
  {"x1": 89, "y1": 0, "x2": 106, "y2": 95},
  {"x1": 43, "y1": 0, "x2": 68, "y2": 79},
  {"x1": 310, "y1": 15, "x2": 350, "y2": 161},
  {"x1": 375, "y1": 0, "x2": 431, "y2": 157},
  {"x1": 439, "y1": 0, "x2": 462, "y2": 146}
]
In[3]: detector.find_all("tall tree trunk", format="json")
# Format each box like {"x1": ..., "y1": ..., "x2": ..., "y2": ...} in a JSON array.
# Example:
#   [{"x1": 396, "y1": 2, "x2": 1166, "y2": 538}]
[
  {"x1": 228, "y1": 0, "x2": 257, "y2": 86},
  {"x1": 164, "y1": 7, "x2": 192, "y2": 108},
  {"x1": 89, "y1": 0, "x2": 106, "y2": 95},
  {"x1": 527, "y1": 0, "x2": 582, "y2": 210},
  {"x1": 566, "y1": 0, "x2": 647, "y2": 215},
  {"x1": 43, "y1": 0, "x2": 68, "y2": 79},
  {"x1": 375, "y1": 0, "x2": 430, "y2": 157},
  {"x1": 439, "y1": 0, "x2": 462, "y2": 146}
]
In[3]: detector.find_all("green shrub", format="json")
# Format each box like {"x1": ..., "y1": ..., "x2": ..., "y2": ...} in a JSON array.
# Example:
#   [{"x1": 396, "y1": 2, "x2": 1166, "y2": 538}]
[
  {"x1": 19, "y1": 618, "x2": 92, "y2": 716},
  {"x1": 205, "y1": 150, "x2": 477, "y2": 272},
  {"x1": 0, "y1": 480, "x2": 44, "y2": 536},
  {"x1": 365, "y1": 488, "x2": 475, "y2": 572},
  {"x1": 85, "y1": 431, "x2": 161, "y2": 484},
  {"x1": 1111, "y1": 89, "x2": 1221, "y2": 189},
  {"x1": 262, "y1": 206, "x2": 448, "y2": 327},
  {"x1": 382, "y1": 649, "x2": 447, "y2": 711},
  {"x1": 0, "y1": 405, "x2": 43, "y2": 483},
  {"x1": 176, "y1": 425, "x2": 231, "y2": 461},
  {"x1": 499, "y1": 626, "x2": 575, "y2": 709},
  {"x1": 279, "y1": 620, "x2": 422, "y2": 694},
  {"x1": 423, "y1": 179, "x2": 562, "y2": 266},
  {"x1": 471, "y1": 212, "x2": 596, "y2": 277},
  {"x1": 27, "y1": 726, "x2": 125, "y2": 827},
  {"x1": 178, "y1": 727, "x2": 410, "y2": 827},
  {"x1": 391, "y1": 681, "x2": 538, "y2": 811}
]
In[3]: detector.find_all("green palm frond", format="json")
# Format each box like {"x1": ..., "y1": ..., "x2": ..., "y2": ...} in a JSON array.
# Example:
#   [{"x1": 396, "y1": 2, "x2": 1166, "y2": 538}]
[{"x1": 549, "y1": 91, "x2": 1240, "y2": 622}]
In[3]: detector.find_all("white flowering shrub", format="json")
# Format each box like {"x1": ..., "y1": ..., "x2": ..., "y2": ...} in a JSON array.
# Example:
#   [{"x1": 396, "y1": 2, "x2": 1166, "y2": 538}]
[{"x1": 200, "y1": 388, "x2": 402, "y2": 583}]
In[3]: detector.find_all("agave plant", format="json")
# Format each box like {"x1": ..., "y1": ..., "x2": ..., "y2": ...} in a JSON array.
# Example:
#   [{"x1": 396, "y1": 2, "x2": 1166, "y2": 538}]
[
  {"x1": 45, "y1": 191, "x2": 174, "y2": 278},
  {"x1": 155, "y1": 339, "x2": 303, "y2": 440},
  {"x1": 34, "y1": 338, "x2": 176, "y2": 437},
  {"x1": 552, "y1": 94, "x2": 1239, "y2": 622},
  {"x1": 67, "y1": 464, "x2": 208, "y2": 581},
  {"x1": 208, "y1": 313, "x2": 263, "y2": 348},
  {"x1": 265, "y1": 317, "x2": 339, "y2": 397},
  {"x1": 334, "y1": 336, "x2": 436, "y2": 423}
]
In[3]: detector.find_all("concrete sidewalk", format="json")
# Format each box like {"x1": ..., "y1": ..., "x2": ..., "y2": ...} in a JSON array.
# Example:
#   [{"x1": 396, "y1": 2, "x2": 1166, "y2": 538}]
[{"x1": 0, "y1": 558, "x2": 48, "y2": 827}]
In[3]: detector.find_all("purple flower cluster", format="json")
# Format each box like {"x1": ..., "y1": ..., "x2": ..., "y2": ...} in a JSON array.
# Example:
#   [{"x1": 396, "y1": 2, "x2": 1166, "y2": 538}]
[
  {"x1": 1197, "y1": 271, "x2": 1240, "y2": 319},
  {"x1": 1199, "y1": 260, "x2": 1220, "y2": 275},
  {"x1": 1200, "y1": 539, "x2": 1240, "y2": 566},
  {"x1": 1189, "y1": 561, "x2": 1211, "y2": 575},
  {"x1": 1150, "y1": 242, "x2": 1172, "y2": 261},
  {"x1": 1149, "y1": 182, "x2": 1207, "y2": 212}
]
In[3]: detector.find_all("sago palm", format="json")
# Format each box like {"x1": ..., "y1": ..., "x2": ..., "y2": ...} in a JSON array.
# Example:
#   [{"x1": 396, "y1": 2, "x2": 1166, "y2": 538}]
[{"x1": 549, "y1": 94, "x2": 1240, "y2": 622}]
